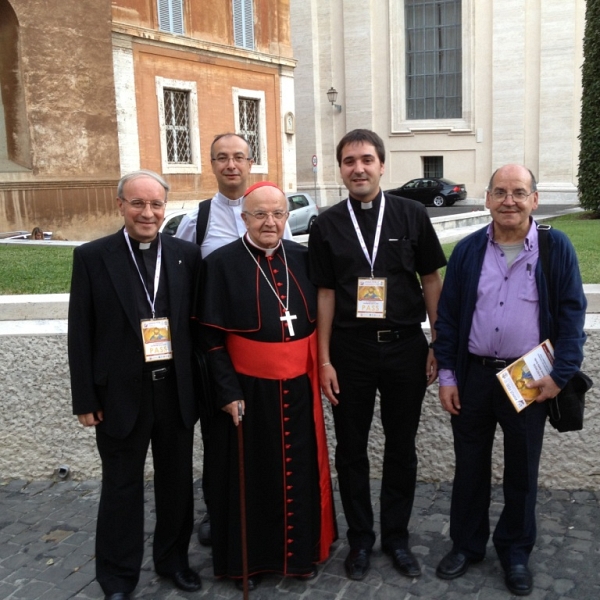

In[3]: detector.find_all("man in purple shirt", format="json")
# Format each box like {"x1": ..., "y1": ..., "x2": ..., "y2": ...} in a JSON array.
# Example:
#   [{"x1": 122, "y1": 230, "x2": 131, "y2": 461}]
[{"x1": 433, "y1": 164, "x2": 586, "y2": 596}]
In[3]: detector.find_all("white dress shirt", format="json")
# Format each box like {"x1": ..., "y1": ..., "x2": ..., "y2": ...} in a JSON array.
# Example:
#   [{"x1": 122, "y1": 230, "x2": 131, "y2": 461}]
[{"x1": 175, "y1": 191, "x2": 292, "y2": 258}]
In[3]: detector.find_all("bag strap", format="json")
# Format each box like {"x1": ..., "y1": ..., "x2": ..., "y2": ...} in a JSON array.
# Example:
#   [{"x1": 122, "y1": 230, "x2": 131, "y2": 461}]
[
  {"x1": 537, "y1": 223, "x2": 552, "y2": 285},
  {"x1": 537, "y1": 223, "x2": 558, "y2": 338},
  {"x1": 196, "y1": 198, "x2": 213, "y2": 246}
]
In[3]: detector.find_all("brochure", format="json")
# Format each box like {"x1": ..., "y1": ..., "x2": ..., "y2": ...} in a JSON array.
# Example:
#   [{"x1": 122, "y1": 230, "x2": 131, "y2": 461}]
[{"x1": 496, "y1": 340, "x2": 555, "y2": 412}]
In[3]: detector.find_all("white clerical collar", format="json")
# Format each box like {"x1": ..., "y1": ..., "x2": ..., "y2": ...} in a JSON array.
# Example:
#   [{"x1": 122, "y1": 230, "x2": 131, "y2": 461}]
[
  {"x1": 244, "y1": 234, "x2": 281, "y2": 256},
  {"x1": 216, "y1": 191, "x2": 243, "y2": 207},
  {"x1": 349, "y1": 190, "x2": 381, "y2": 210},
  {"x1": 129, "y1": 235, "x2": 158, "y2": 251}
]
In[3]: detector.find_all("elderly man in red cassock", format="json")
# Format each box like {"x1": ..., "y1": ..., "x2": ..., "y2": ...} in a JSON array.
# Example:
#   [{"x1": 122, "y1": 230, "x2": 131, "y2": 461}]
[{"x1": 197, "y1": 182, "x2": 337, "y2": 591}]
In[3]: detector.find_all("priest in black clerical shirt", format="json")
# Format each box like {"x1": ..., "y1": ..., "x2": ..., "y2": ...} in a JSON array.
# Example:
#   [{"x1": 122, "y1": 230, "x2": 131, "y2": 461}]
[
  {"x1": 308, "y1": 129, "x2": 446, "y2": 582},
  {"x1": 68, "y1": 170, "x2": 203, "y2": 600},
  {"x1": 198, "y1": 182, "x2": 337, "y2": 591}
]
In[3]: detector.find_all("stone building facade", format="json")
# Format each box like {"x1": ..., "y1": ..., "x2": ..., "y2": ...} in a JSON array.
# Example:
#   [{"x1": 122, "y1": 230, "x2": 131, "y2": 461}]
[
  {"x1": 0, "y1": 0, "x2": 296, "y2": 240},
  {"x1": 291, "y1": 0, "x2": 585, "y2": 206}
]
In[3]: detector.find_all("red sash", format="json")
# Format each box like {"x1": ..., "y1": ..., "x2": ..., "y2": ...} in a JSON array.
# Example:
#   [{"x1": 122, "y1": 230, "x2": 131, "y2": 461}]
[{"x1": 226, "y1": 331, "x2": 336, "y2": 561}]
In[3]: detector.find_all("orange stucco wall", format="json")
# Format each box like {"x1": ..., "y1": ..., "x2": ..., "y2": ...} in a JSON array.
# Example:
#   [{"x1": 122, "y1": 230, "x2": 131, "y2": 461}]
[{"x1": 133, "y1": 43, "x2": 282, "y2": 200}]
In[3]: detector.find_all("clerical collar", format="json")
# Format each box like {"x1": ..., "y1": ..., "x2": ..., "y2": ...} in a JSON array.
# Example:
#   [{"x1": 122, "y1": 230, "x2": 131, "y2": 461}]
[
  {"x1": 244, "y1": 233, "x2": 281, "y2": 257},
  {"x1": 348, "y1": 191, "x2": 382, "y2": 211},
  {"x1": 216, "y1": 191, "x2": 243, "y2": 207},
  {"x1": 129, "y1": 235, "x2": 159, "y2": 252}
]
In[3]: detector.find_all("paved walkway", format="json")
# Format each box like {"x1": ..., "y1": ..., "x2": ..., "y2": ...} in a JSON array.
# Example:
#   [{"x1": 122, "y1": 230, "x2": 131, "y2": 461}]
[{"x1": 1, "y1": 478, "x2": 599, "y2": 599}]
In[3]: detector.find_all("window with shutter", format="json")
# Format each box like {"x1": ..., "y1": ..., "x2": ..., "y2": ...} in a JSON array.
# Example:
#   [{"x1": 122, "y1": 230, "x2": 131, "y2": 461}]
[
  {"x1": 232, "y1": 0, "x2": 254, "y2": 49},
  {"x1": 157, "y1": 0, "x2": 184, "y2": 35}
]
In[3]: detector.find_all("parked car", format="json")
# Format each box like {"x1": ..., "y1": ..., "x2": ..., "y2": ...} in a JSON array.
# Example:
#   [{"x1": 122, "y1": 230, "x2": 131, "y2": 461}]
[
  {"x1": 160, "y1": 191, "x2": 319, "y2": 238},
  {"x1": 160, "y1": 210, "x2": 188, "y2": 236},
  {"x1": 385, "y1": 178, "x2": 467, "y2": 207},
  {"x1": 286, "y1": 192, "x2": 319, "y2": 234}
]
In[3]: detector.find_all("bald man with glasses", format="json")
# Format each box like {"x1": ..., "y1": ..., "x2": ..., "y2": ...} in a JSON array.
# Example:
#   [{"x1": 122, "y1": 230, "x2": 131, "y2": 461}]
[{"x1": 433, "y1": 164, "x2": 587, "y2": 596}]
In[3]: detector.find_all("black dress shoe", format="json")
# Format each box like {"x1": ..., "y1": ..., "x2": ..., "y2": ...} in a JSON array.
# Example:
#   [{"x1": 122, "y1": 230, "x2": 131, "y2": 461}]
[
  {"x1": 384, "y1": 546, "x2": 421, "y2": 578},
  {"x1": 294, "y1": 566, "x2": 318, "y2": 580},
  {"x1": 104, "y1": 594, "x2": 130, "y2": 600},
  {"x1": 235, "y1": 575, "x2": 261, "y2": 591},
  {"x1": 505, "y1": 564, "x2": 533, "y2": 596},
  {"x1": 436, "y1": 550, "x2": 472, "y2": 580},
  {"x1": 198, "y1": 512, "x2": 212, "y2": 546},
  {"x1": 166, "y1": 568, "x2": 202, "y2": 592},
  {"x1": 344, "y1": 548, "x2": 371, "y2": 581}
]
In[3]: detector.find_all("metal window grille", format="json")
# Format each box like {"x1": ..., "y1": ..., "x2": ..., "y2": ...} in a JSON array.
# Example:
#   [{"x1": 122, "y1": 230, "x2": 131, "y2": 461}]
[
  {"x1": 164, "y1": 89, "x2": 192, "y2": 164},
  {"x1": 405, "y1": 0, "x2": 462, "y2": 119},
  {"x1": 238, "y1": 97, "x2": 260, "y2": 164},
  {"x1": 423, "y1": 156, "x2": 443, "y2": 178},
  {"x1": 158, "y1": 0, "x2": 184, "y2": 35},
  {"x1": 233, "y1": 0, "x2": 254, "y2": 49}
]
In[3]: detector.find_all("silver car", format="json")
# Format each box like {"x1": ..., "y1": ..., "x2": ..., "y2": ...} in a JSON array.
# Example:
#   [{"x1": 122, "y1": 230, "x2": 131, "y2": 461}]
[
  {"x1": 160, "y1": 192, "x2": 320, "y2": 238},
  {"x1": 286, "y1": 192, "x2": 319, "y2": 234}
]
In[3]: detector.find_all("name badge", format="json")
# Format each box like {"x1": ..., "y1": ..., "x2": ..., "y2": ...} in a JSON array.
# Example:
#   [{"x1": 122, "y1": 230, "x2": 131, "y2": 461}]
[
  {"x1": 356, "y1": 278, "x2": 387, "y2": 319},
  {"x1": 141, "y1": 317, "x2": 173, "y2": 362}
]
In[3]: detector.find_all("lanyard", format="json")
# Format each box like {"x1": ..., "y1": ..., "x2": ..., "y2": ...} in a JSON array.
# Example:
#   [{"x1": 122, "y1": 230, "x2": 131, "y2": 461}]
[
  {"x1": 347, "y1": 193, "x2": 385, "y2": 278},
  {"x1": 124, "y1": 230, "x2": 162, "y2": 318}
]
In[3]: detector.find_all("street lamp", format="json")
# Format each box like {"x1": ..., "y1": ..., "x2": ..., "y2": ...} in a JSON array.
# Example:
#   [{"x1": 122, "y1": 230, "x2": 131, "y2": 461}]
[{"x1": 327, "y1": 87, "x2": 342, "y2": 112}]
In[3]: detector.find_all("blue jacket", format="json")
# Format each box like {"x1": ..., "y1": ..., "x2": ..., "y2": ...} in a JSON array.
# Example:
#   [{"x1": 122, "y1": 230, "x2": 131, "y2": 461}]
[{"x1": 434, "y1": 223, "x2": 586, "y2": 395}]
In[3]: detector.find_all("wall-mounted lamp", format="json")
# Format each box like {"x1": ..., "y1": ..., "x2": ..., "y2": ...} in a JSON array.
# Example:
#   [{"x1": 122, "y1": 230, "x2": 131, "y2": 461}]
[{"x1": 327, "y1": 87, "x2": 342, "y2": 112}]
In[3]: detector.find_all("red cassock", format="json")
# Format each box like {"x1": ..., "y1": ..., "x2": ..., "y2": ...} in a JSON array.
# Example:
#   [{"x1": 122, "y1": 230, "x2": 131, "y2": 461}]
[{"x1": 199, "y1": 236, "x2": 337, "y2": 580}]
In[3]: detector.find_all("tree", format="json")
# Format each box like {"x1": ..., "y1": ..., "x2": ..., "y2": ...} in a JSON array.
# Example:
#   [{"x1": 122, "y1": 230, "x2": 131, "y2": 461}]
[{"x1": 578, "y1": 0, "x2": 600, "y2": 214}]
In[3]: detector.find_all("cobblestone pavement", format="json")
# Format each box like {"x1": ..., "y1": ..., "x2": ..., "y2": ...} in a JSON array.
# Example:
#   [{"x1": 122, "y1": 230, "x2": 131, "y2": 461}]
[{"x1": 0, "y1": 478, "x2": 599, "y2": 599}]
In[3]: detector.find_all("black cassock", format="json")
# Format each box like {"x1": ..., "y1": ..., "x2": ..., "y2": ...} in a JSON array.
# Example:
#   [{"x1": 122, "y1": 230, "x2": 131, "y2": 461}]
[{"x1": 199, "y1": 236, "x2": 336, "y2": 580}]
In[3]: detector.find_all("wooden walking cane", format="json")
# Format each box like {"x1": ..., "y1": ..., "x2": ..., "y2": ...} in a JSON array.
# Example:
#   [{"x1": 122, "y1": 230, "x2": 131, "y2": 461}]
[{"x1": 237, "y1": 401, "x2": 249, "y2": 599}]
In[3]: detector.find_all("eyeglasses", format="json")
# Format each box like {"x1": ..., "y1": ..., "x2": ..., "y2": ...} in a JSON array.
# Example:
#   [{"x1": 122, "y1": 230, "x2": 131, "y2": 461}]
[
  {"x1": 211, "y1": 155, "x2": 251, "y2": 165},
  {"x1": 243, "y1": 210, "x2": 288, "y2": 221},
  {"x1": 121, "y1": 198, "x2": 167, "y2": 211},
  {"x1": 489, "y1": 190, "x2": 534, "y2": 203}
]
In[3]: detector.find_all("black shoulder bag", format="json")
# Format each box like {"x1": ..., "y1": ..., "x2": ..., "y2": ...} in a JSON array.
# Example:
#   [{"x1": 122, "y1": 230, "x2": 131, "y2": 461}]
[
  {"x1": 195, "y1": 198, "x2": 213, "y2": 246},
  {"x1": 537, "y1": 224, "x2": 593, "y2": 432}
]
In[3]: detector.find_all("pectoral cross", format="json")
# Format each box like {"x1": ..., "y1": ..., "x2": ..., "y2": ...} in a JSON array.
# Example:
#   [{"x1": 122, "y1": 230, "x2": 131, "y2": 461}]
[{"x1": 280, "y1": 310, "x2": 297, "y2": 337}]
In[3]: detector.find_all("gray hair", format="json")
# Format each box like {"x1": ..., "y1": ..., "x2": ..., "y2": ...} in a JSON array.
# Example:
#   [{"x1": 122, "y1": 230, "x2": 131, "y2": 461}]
[{"x1": 117, "y1": 170, "x2": 170, "y2": 199}]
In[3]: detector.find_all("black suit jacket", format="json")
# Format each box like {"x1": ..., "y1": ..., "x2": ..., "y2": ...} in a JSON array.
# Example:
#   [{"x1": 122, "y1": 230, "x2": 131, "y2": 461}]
[{"x1": 68, "y1": 229, "x2": 203, "y2": 438}]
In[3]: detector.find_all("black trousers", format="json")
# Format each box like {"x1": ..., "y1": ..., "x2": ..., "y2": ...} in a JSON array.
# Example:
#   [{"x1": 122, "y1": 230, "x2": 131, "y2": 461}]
[
  {"x1": 95, "y1": 374, "x2": 195, "y2": 595},
  {"x1": 330, "y1": 328, "x2": 428, "y2": 550},
  {"x1": 449, "y1": 359, "x2": 547, "y2": 569}
]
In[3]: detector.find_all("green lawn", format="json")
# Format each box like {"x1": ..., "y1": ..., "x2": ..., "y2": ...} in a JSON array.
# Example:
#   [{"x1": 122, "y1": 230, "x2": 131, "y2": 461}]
[
  {"x1": 439, "y1": 213, "x2": 600, "y2": 283},
  {"x1": 0, "y1": 212, "x2": 598, "y2": 294},
  {"x1": 0, "y1": 244, "x2": 74, "y2": 294}
]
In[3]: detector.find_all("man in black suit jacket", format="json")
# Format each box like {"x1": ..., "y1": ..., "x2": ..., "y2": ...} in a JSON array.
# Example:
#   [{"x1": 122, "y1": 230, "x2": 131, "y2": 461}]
[{"x1": 68, "y1": 170, "x2": 203, "y2": 600}]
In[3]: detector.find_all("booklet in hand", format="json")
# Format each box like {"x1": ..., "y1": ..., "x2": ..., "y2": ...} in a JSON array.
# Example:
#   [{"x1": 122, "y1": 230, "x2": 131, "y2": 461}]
[{"x1": 496, "y1": 340, "x2": 555, "y2": 412}]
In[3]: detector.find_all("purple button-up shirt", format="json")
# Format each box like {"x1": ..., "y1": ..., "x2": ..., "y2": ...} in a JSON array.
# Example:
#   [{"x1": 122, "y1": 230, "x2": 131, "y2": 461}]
[{"x1": 439, "y1": 220, "x2": 540, "y2": 387}]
